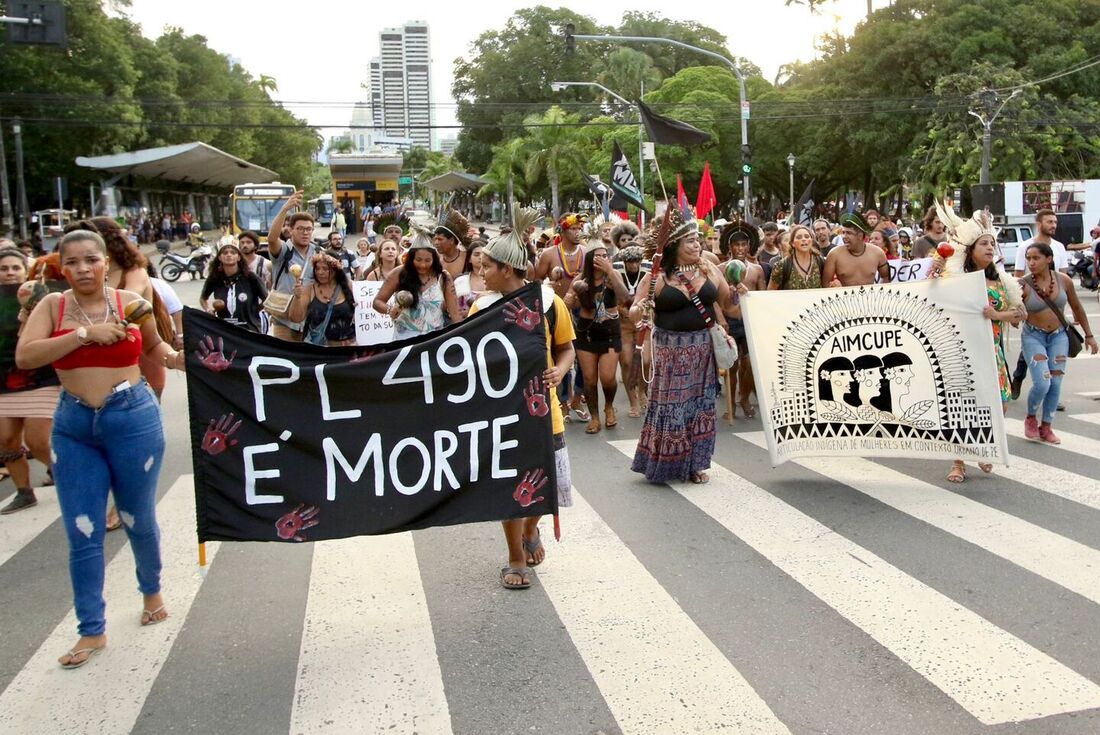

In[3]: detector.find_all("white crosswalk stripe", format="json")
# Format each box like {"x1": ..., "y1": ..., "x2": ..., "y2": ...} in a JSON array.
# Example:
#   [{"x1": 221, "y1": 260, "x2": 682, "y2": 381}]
[
  {"x1": 1068, "y1": 411, "x2": 1100, "y2": 426},
  {"x1": 736, "y1": 431, "x2": 1100, "y2": 608},
  {"x1": 0, "y1": 486, "x2": 58, "y2": 567},
  {"x1": 1, "y1": 434, "x2": 1099, "y2": 733},
  {"x1": 539, "y1": 489, "x2": 791, "y2": 735},
  {"x1": 610, "y1": 441, "x2": 1100, "y2": 726},
  {"x1": 290, "y1": 534, "x2": 452, "y2": 735},
  {"x1": 0, "y1": 475, "x2": 218, "y2": 735}
]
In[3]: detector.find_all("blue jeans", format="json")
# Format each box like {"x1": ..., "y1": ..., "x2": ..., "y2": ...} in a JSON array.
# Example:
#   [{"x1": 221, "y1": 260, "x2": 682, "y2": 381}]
[
  {"x1": 1021, "y1": 323, "x2": 1069, "y2": 424},
  {"x1": 52, "y1": 381, "x2": 166, "y2": 636}
]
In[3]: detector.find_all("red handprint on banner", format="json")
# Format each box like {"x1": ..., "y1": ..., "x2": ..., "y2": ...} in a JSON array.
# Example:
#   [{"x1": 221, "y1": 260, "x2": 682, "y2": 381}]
[
  {"x1": 503, "y1": 299, "x2": 541, "y2": 332},
  {"x1": 513, "y1": 469, "x2": 547, "y2": 508},
  {"x1": 275, "y1": 503, "x2": 320, "y2": 541},
  {"x1": 524, "y1": 376, "x2": 549, "y2": 417},
  {"x1": 201, "y1": 413, "x2": 241, "y2": 456},
  {"x1": 196, "y1": 335, "x2": 237, "y2": 372}
]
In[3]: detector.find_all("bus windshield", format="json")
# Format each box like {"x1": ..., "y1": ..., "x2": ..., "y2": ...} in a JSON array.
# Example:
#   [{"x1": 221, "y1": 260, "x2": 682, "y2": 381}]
[{"x1": 234, "y1": 196, "x2": 289, "y2": 235}]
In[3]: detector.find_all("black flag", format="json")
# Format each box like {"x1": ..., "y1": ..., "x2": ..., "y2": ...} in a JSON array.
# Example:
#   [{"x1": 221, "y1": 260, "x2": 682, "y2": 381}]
[
  {"x1": 610, "y1": 142, "x2": 646, "y2": 211},
  {"x1": 794, "y1": 179, "x2": 816, "y2": 226},
  {"x1": 581, "y1": 172, "x2": 613, "y2": 218},
  {"x1": 637, "y1": 100, "x2": 712, "y2": 147}
]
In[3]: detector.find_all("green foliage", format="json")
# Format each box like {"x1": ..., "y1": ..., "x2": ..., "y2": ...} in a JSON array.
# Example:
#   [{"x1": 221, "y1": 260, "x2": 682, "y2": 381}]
[
  {"x1": 0, "y1": 0, "x2": 320, "y2": 208},
  {"x1": 302, "y1": 161, "x2": 332, "y2": 199}
]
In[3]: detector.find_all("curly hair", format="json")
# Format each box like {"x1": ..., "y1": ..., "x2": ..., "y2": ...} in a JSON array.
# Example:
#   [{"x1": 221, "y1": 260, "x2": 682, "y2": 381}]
[
  {"x1": 65, "y1": 216, "x2": 147, "y2": 271},
  {"x1": 310, "y1": 252, "x2": 355, "y2": 307},
  {"x1": 610, "y1": 221, "x2": 640, "y2": 246}
]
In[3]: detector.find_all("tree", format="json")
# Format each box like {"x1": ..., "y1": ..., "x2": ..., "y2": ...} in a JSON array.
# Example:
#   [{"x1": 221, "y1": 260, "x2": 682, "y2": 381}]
[
  {"x1": 598, "y1": 48, "x2": 662, "y2": 101},
  {"x1": 327, "y1": 137, "x2": 354, "y2": 154},
  {"x1": 479, "y1": 138, "x2": 528, "y2": 215},
  {"x1": 522, "y1": 106, "x2": 587, "y2": 220}
]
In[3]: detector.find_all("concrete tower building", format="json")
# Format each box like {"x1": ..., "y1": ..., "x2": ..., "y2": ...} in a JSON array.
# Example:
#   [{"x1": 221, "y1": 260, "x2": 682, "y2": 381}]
[{"x1": 372, "y1": 21, "x2": 433, "y2": 150}]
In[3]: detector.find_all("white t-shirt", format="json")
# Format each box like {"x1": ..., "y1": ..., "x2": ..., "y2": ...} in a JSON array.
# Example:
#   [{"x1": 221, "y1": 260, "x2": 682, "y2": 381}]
[
  {"x1": 1013, "y1": 237, "x2": 1067, "y2": 273},
  {"x1": 150, "y1": 277, "x2": 183, "y2": 315}
]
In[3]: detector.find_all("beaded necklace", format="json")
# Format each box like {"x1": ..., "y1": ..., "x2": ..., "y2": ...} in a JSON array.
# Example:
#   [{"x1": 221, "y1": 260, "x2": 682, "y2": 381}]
[{"x1": 557, "y1": 243, "x2": 583, "y2": 278}]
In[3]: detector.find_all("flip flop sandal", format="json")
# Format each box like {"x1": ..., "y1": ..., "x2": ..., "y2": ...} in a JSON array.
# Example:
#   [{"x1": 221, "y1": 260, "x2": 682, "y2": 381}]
[
  {"x1": 689, "y1": 472, "x2": 710, "y2": 484},
  {"x1": 947, "y1": 464, "x2": 966, "y2": 484},
  {"x1": 141, "y1": 605, "x2": 169, "y2": 626},
  {"x1": 585, "y1": 418, "x2": 601, "y2": 434},
  {"x1": 978, "y1": 463, "x2": 993, "y2": 474},
  {"x1": 500, "y1": 566, "x2": 531, "y2": 590},
  {"x1": 572, "y1": 404, "x2": 591, "y2": 422},
  {"x1": 523, "y1": 529, "x2": 545, "y2": 566},
  {"x1": 605, "y1": 407, "x2": 618, "y2": 428},
  {"x1": 60, "y1": 646, "x2": 103, "y2": 670}
]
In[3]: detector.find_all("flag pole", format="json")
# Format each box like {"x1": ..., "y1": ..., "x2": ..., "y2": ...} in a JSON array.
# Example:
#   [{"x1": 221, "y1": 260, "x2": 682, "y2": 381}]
[
  {"x1": 650, "y1": 155, "x2": 670, "y2": 202},
  {"x1": 198, "y1": 541, "x2": 207, "y2": 574}
]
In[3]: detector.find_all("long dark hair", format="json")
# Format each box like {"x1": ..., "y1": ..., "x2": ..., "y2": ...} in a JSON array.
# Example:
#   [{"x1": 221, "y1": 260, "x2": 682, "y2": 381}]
[
  {"x1": 209, "y1": 244, "x2": 245, "y2": 281},
  {"x1": 1025, "y1": 242, "x2": 1055, "y2": 274},
  {"x1": 312, "y1": 253, "x2": 355, "y2": 306},
  {"x1": 397, "y1": 247, "x2": 443, "y2": 308},
  {"x1": 662, "y1": 236, "x2": 690, "y2": 278},
  {"x1": 964, "y1": 235, "x2": 999, "y2": 280},
  {"x1": 853, "y1": 354, "x2": 891, "y2": 412},
  {"x1": 578, "y1": 246, "x2": 607, "y2": 310},
  {"x1": 818, "y1": 356, "x2": 855, "y2": 402}
]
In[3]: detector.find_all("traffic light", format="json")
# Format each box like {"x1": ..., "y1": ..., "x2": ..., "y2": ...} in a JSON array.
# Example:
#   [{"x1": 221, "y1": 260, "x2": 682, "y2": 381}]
[
  {"x1": 741, "y1": 144, "x2": 752, "y2": 176},
  {"x1": 564, "y1": 23, "x2": 575, "y2": 55}
]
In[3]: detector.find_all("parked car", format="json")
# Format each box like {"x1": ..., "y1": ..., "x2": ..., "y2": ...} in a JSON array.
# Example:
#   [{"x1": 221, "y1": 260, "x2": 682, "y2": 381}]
[{"x1": 996, "y1": 222, "x2": 1034, "y2": 271}]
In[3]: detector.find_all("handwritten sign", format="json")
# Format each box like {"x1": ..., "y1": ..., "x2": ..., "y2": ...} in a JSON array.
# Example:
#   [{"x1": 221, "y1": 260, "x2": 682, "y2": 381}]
[
  {"x1": 353, "y1": 281, "x2": 394, "y2": 346},
  {"x1": 881, "y1": 257, "x2": 933, "y2": 283}
]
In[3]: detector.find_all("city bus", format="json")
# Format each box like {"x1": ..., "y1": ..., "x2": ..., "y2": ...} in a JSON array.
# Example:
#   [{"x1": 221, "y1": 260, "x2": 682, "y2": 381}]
[
  {"x1": 308, "y1": 193, "x2": 334, "y2": 227},
  {"x1": 229, "y1": 183, "x2": 295, "y2": 237}
]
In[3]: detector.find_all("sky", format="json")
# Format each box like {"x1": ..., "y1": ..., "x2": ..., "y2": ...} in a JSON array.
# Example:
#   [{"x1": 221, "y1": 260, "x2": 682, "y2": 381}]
[{"x1": 118, "y1": 0, "x2": 878, "y2": 149}]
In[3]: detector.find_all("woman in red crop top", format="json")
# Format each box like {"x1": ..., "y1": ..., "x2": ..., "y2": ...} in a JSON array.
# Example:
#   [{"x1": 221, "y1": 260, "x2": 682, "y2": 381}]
[{"x1": 16, "y1": 229, "x2": 185, "y2": 670}]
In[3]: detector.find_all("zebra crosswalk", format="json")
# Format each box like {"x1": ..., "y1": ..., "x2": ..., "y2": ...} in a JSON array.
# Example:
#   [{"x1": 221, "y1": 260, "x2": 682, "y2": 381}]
[{"x1": 0, "y1": 416, "x2": 1099, "y2": 734}]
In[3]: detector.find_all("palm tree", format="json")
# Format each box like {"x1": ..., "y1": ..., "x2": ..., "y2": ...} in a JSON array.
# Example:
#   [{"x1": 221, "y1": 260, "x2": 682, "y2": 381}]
[
  {"x1": 523, "y1": 106, "x2": 587, "y2": 221},
  {"x1": 257, "y1": 74, "x2": 279, "y2": 95},
  {"x1": 597, "y1": 48, "x2": 662, "y2": 105},
  {"x1": 418, "y1": 155, "x2": 465, "y2": 211},
  {"x1": 479, "y1": 138, "x2": 527, "y2": 218}
]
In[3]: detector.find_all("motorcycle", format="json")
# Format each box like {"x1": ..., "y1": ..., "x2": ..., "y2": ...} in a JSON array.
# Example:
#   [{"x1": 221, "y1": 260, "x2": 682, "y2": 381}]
[
  {"x1": 1069, "y1": 250, "x2": 1097, "y2": 291},
  {"x1": 159, "y1": 240, "x2": 213, "y2": 282}
]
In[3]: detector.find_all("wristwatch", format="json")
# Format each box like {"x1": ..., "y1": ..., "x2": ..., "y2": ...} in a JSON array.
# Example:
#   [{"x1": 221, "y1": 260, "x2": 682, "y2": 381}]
[{"x1": 76, "y1": 327, "x2": 90, "y2": 345}]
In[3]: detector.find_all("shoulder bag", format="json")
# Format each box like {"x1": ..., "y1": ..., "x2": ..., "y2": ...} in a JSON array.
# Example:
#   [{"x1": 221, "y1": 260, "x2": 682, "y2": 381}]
[
  {"x1": 262, "y1": 247, "x2": 297, "y2": 319},
  {"x1": 676, "y1": 273, "x2": 738, "y2": 370},
  {"x1": 304, "y1": 290, "x2": 337, "y2": 346},
  {"x1": 1026, "y1": 274, "x2": 1083, "y2": 358}
]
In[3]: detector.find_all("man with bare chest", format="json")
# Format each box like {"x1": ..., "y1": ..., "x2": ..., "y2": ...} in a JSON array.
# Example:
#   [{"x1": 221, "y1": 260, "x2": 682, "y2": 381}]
[
  {"x1": 823, "y1": 212, "x2": 890, "y2": 287},
  {"x1": 434, "y1": 209, "x2": 473, "y2": 281},
  {"x1": 531, "y1": 213, "x2": 588, "y2": 299}
]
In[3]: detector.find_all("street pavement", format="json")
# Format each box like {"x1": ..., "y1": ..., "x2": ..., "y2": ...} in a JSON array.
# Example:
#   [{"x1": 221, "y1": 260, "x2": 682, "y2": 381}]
[{"x1": 1, "y1": 276, "x2": 1100, "y2": 734}]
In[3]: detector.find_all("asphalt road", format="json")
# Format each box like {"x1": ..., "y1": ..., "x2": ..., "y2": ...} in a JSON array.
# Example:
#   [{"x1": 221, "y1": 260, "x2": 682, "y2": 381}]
[{"x1": 1, "y1": 274, "x2": 1099, "y2": 734}]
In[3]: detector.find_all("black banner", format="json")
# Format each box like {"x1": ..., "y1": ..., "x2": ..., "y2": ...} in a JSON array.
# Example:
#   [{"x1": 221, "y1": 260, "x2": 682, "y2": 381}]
[
  {"x1": 637, "y1": 100, "x2": 712, "y2": 147},
  {"x1": 610, "y1": 142, "x2": 646, "y2": 211},
  {"x1": 185, "y1": 283, "x2": 557, "y2": 543}
]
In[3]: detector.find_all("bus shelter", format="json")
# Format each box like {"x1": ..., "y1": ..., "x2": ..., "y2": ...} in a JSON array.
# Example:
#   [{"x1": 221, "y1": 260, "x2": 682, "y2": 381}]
[
  {"x1": 76, "y1": 142, "x2": 278, "y2": 228},
  {"x1": 328, "y1": 151, "x2": 403, "y2": 235}
]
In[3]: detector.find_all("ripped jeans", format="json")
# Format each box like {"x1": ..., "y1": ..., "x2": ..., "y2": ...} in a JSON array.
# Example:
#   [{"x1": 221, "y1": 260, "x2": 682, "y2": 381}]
[
  {"x1": 52, "y1": 380, "x2": 165, "y2": 636},
  {"x1": 1021, "y1": 323, "x2": 1069, "y2": 424}
]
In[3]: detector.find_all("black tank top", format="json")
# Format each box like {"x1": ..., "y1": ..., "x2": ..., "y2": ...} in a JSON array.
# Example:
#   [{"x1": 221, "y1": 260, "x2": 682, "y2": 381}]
[{"x1": 654, "y1": 278, "x2": 717, "y2": 332}]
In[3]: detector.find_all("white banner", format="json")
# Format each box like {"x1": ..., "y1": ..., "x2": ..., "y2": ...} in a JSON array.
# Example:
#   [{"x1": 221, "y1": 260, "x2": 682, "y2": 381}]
[
  {"x1": 353, "y1": 281, "x2": 394, "y2": 346},
  {"x1": 742, "y1": 273, "x2": 1009, "y2": 466},
  {"x1": 882, "y1": 257, "x2": 933, "y2": 283}
]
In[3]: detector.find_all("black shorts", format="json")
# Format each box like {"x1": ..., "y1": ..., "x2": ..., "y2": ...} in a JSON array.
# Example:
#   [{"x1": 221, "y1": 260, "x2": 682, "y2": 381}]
[{"x1": 574, "y1": 317, "x2": 623, "y2": 355}]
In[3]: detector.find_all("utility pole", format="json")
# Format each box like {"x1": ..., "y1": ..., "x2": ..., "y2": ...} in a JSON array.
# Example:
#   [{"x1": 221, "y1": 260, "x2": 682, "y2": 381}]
[
  {"x1": 969, "y1": 88, "x2": 1020, "y2": 185},
  {"x1": 0, "y1": 117, "x2": 12, "y2": 234},
  {"x1": 12, "y1": 119, "x2": 28, "y2": 240},
  {"x1": 787, "y1": 153, "x2": 796, "y2": 217}
]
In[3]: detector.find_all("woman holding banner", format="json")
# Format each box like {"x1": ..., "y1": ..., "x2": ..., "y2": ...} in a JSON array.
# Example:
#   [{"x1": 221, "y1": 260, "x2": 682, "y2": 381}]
[
  {"x1": 938, "y1": 204, "x2": 1025, "y2": 483},
  {"x1": 288, "y1": 253, "x2": 357, "y2": 347},
  {"x1": 630, "y1": 206, "x2": 732, "y2": 484},
  {"x1": 473, "y1": 209, "x2": 575, "y2": 590},
  {"x1": 16, "y1": 228, "x2": 186, "y2": 669}
]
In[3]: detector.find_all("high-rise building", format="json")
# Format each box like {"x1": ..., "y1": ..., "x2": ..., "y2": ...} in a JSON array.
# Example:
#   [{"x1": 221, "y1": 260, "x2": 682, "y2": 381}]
[{"x1": 368, "y1": 21, "x2": 433, "y2": 151}]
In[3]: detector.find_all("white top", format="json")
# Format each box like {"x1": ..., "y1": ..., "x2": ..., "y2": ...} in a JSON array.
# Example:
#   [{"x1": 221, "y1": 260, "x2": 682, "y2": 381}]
[
  {"x1": 150, "y1": 277, "x2": 183, "y2": 315},
  {"x1": 1013, "y1": 237, "x2": 1067, "y2": 273}
]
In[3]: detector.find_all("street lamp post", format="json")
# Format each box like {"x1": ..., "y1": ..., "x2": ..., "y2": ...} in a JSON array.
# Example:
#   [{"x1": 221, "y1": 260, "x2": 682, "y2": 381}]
[
  {"x1": 12, "y1": 120, "x2": 28, "y2": 240},
  {"x1": 551, "y1": 80, "x2": 645, "y2": 225},
  {"x1": 787, "y1": 153, "x2": 796, "y2": 218},
  {"x1": 566, "y1": 30, "x2": 752, "y2": 220}
]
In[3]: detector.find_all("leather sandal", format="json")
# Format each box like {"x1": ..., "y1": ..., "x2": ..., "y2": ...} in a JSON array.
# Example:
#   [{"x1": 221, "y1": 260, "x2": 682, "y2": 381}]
[
  {"x1": 605, "y1": 406, "x2": 618, "y2": 428},
  {"x1": 585, "y1": 417, "x2": 601, "y2": 434}
]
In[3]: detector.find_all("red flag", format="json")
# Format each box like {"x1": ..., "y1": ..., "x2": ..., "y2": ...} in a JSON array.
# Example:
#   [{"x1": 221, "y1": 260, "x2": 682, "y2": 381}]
[
  {"x1": 695, "y1": 162, "x2": 717, "y2": 220},
  {"x1": 676, "y1": 175, "x2": 689, "y2": 213}
]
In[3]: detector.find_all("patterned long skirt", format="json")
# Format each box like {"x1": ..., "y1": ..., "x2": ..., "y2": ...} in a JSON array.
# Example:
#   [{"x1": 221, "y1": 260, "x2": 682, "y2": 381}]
[{"x1": 631, "y1": 327, "x2": 719, "y2": 483}]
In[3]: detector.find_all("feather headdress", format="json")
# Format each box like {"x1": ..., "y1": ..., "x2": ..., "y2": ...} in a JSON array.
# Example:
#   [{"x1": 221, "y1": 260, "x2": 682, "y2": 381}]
[{"x1": 937, "y1": 200, "x2": 1021, "y2": 307}]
